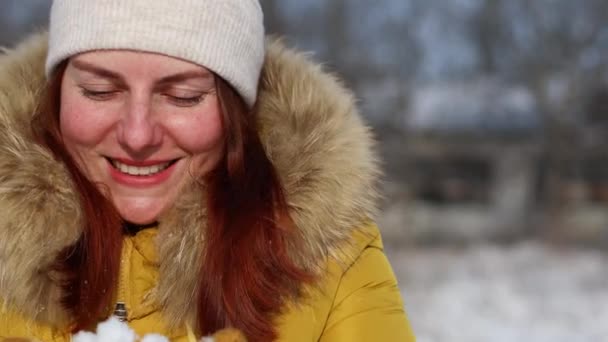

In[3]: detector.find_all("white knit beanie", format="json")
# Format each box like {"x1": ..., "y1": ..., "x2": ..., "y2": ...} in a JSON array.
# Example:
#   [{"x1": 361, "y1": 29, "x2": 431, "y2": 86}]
[{"x1": 46, "y1": 0, "x2": 265, "y2": 107}]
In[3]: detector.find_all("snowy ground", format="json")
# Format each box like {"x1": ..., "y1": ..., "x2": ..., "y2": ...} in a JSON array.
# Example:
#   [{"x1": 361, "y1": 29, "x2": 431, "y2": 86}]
[{"x1": 387, "y1": 241, "x2": 608, "y2": 342}]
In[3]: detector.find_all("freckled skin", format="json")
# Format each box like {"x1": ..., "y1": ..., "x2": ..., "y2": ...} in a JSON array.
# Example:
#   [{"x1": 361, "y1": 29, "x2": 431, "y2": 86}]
[{"x1": 60, "y1": 50, "x2": 225, "y2": 224}]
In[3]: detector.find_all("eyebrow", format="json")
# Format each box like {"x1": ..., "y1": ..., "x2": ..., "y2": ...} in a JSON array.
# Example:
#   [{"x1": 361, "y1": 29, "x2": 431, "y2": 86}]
[
  {"x1": 71, "y1": 59, "x2": 123, "y2": 81},
  {"x1": 157, "y1": 71, "x2": 214, "y2": 85},
  {"x1": 70, "y1": 59, "x2": 214, "y2": 85}
]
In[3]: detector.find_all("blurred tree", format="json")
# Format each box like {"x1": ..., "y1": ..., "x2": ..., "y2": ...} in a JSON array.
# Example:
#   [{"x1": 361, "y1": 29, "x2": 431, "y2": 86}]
[
  {"x1": 0, "y1": 0, "x2": 50, "y2": 47},
  {"x1": 261, "y1": 0, "x2": 285, "y2": 36},
  {"x1": 472, "y1": 0, "x2": 502, "y2": 74}
]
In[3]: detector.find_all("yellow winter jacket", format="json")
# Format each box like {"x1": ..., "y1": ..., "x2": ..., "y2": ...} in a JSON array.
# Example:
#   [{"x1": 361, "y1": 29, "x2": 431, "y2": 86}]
[
  {"x1": 0, "y1": 224, "x2": 414, "y2": 341},
  {"x1": 0, "y1": 34, "x2": 415, "y2": 341}
]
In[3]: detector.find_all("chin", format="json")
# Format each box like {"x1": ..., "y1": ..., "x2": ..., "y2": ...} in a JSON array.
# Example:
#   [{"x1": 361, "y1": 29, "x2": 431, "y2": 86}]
[
  {"x1": 111, "y1": 191, "x2": 181, "y2": 227},
  {"x1": 117, "y1": 208, "x2": 162, "y2": 226}
]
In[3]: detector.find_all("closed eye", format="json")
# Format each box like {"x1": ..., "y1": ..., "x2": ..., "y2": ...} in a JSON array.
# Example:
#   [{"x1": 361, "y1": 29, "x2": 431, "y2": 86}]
[
  {"x1": 80, "y1": 88, "x2": 119, "y2": 101},
  {"x1": 166, "y1": 94, "x2": 206, "y2": 107}
]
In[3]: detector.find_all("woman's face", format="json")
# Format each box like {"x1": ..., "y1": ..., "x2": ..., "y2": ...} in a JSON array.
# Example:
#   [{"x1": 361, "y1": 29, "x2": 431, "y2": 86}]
[{"x1": 60, "y1": 50, "x2": 225, "y2": 224}]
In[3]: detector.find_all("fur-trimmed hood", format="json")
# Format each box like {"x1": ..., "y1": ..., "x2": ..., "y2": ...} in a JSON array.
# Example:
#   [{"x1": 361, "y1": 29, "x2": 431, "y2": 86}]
[{"x1": 0, "y1": 33, "x2": 380, "y2": 327}]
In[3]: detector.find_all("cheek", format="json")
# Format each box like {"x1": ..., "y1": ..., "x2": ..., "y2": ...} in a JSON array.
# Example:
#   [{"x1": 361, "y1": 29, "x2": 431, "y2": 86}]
[
  {"x1": 169, "y1": 101, "x2": 225, "y2": 153},
  {"x1": 59, "y1": 90, "x2": 113, "y2": 148}
]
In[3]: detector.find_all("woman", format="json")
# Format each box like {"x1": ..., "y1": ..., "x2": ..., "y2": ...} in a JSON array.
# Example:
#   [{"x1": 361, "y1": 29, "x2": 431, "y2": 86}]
[{"x1": 0, "y1": 1, "x2": 415, "y2": 341}]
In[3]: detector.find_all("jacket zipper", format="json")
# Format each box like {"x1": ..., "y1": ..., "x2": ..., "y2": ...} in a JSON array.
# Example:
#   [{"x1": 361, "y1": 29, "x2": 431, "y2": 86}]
[
  {"x1": 114, "y1": 302, "x2": 128, "y2": 322},
  {"x1": 113, "y1": 237, "x2": 131, "y2": 322}
]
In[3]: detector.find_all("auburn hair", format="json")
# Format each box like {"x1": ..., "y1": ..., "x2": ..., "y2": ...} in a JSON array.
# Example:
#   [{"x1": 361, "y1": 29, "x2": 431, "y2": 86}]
[{"x1": 32, "y1": 61, "x2": 314, "y2": 340}]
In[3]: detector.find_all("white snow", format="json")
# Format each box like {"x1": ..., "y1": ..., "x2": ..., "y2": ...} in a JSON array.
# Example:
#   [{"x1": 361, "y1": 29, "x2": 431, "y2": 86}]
[
  {"x1": 389, "y1": 241, "x2": 608, "y2": 342},
  {"x1": 72, "y1": 317, "x2": 169, "y2": 342},
  {"x1": 140, "y1": 334, "x2": 170, "y2": 342}
]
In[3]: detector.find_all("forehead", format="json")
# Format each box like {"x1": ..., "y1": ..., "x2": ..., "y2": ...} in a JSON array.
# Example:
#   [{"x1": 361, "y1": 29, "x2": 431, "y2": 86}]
[{"x1": 68, "y1": 50, "x2": 213, "y2": 79}]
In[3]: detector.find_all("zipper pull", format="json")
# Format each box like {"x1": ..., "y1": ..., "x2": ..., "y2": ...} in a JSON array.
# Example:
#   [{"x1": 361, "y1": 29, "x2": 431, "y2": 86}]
[{"x1": 114, "y1": 302, "x2": 128, "y2": 322}]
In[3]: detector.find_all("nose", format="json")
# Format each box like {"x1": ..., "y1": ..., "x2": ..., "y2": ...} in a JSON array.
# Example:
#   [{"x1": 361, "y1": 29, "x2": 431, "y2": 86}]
[{"x1": 117, "y1": 98, "x2": 162, "y2": 156}]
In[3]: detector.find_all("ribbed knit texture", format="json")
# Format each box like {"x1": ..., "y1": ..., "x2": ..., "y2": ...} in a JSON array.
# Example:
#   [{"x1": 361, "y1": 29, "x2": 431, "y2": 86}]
[{"x1": 46, "y1": 0, "x2": 265, "y2": 107}]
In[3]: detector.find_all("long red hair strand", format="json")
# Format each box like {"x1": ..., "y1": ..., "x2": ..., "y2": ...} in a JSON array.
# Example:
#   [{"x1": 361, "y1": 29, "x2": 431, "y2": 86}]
[
  {"x1": 198, "y1": 78, "x2": 315, "y2": 340},
  {"x1": 32, "y1": 63, "x2": 123, "y2": 332}
]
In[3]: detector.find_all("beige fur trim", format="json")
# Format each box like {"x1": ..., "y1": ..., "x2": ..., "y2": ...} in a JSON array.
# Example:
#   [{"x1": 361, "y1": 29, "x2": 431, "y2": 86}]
[{"x1": 0, "y1": 33, "x2": 80, "y2": 325}]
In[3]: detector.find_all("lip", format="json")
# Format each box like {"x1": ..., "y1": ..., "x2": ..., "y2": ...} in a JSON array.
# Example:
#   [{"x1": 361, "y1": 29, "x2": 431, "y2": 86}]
[
  {"x1": 111, "y1": 157, "x2": 175, "y2": 167},
  {"x1": 106, "y1": 157, "x2": 178, "y2": 187}
]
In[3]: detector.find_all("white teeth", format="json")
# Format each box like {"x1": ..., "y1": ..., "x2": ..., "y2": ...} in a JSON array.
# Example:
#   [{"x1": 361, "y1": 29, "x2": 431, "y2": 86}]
[{"x1": 112, "y1": 160, "x2": 171, "y2": 176}]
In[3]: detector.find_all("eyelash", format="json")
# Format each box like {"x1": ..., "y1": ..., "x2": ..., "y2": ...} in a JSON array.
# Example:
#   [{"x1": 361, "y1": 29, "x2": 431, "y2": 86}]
[
  {"x1": 80, "y1": 88, "x2": 117, "y2": 101},
  {"x1": 80, "y1": 88, "x2": 207, "y2": 107},
  {"x1": 166, "y1": 94, "x2": 205, "y2": 107}
]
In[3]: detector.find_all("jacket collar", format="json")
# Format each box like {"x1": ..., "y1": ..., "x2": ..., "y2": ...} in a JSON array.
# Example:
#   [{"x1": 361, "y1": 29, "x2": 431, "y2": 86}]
[{"x1": 0, "y1": 33, "x2": 380, "y2": 327}]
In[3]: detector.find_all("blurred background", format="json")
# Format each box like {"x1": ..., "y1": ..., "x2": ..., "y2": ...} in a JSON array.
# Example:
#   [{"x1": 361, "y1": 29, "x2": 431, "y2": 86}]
[{"x1": 2, "y1": 1, "x2": 608, "y2": 341}]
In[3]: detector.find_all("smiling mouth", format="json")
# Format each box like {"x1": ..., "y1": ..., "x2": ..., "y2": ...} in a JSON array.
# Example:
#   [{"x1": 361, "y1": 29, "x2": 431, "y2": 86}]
[{"x1": 108, "y1": 158, "x2": 177, "y2": 176}]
